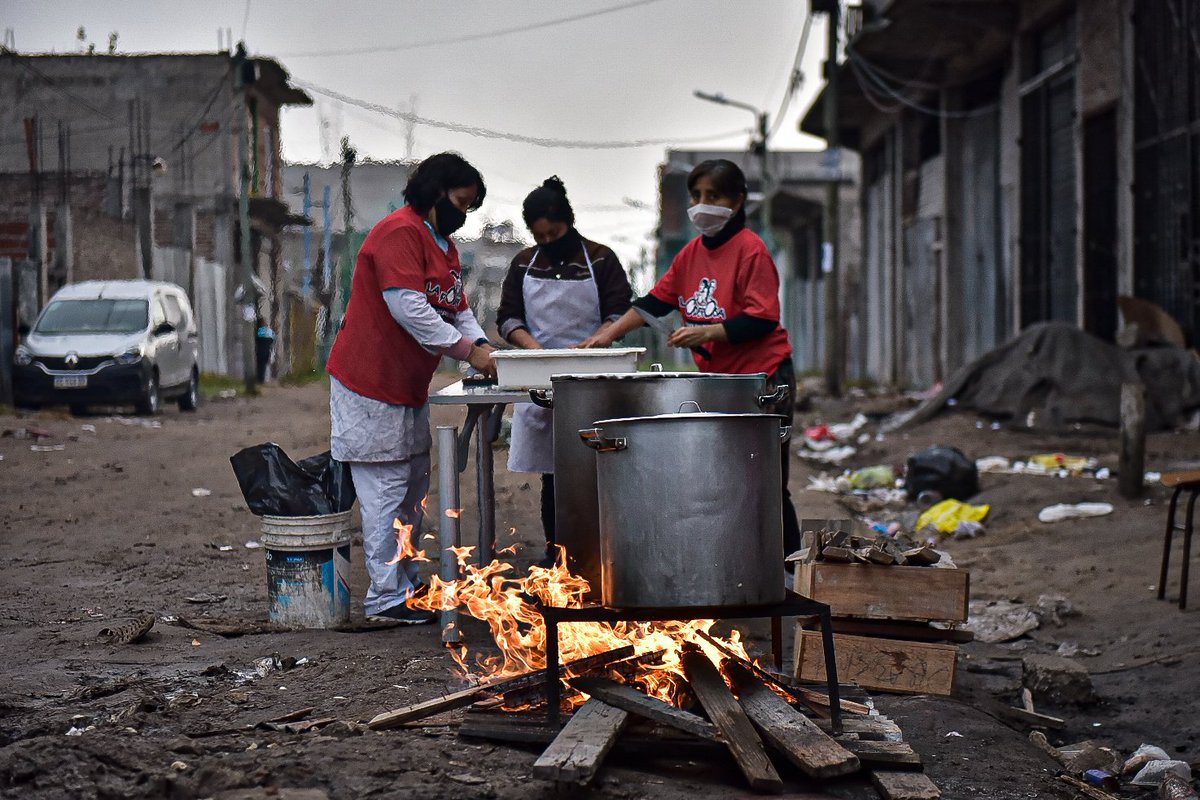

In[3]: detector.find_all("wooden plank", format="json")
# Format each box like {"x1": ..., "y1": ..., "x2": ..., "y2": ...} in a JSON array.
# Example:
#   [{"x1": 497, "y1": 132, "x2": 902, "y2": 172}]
[
  {"x1": 815, "y1": 716, "x2": 904, "y2": 741},
  {"x1": 681, "y1": 646, "x2": 783, "y2": 793},
  {"x1": 870, "y1": 770, "x2": 941, "y2": 799},
  {"x1": 794, "y1": 630, "x2": 958, "y2": 696},
  {"x1": 842, "y1": 740, "x2": 922, "y2": 767},
  {"x1": 368, "y1": 645, "x2": 634, "y2": 729},
  {"x1": 569, "y1": 676, "x2": 723, "y2": 742},
  {"x1": 812, "y1": 618, "x2": 974, "y2": 644},
  {"x1": 793, "y1": 563, "x2": 969, "y2": 622},
  {"x1": 726, "y1": 662, "x2": 860, "y2": 779},
  {"x1": 532, "y1": 699, "x2": 629, "y2": 786}
]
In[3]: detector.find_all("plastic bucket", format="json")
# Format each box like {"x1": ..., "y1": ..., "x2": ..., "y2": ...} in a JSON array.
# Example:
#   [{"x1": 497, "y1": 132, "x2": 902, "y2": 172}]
[{"x1": 261, "y1": 511, "x2": 354, "y2": 628}]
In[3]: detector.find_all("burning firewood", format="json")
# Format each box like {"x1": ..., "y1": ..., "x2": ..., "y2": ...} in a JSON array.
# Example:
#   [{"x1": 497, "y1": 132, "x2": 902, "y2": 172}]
[
  {"x1": 368, "y1": 645, "x2": 634, "y2": 730},
  {"x1": 568, "y1": 676, "x2": 723, "y2": 742},
  {"x1": 532, "y1": 698, "x2": 630, "y2": 786},
  {"x1": 725, "y1": 662, "x2": 860, "y2": 779},
  {"x1": 681, "y1": 645, "x2": 783, "y2": 793}
]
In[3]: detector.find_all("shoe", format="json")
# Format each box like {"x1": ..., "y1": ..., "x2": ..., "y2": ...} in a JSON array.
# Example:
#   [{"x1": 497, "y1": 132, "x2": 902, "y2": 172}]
[{"x1": 366, "y1": 604, "x2": 437, "y2": 625}]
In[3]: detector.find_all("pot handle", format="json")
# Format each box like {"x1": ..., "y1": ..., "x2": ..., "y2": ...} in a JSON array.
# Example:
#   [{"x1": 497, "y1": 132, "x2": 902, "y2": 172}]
[
  {"x1": 677, "y1": 400, "x2": 703, "y2": 413},
  {"x1": 650, "y1": 362, "x2": 664, "y2": 372},
  {"x1": 579, "y1": 428, "x2": 627, "y2": 452},
  {"x1": 779, "y1": 424, "x2": 793, "y2": 441},
  {"x1": 758, "y1": 385, "x2": 790, "y2": 407},
  {"x1": 529, "y1": 388, "x2": 554, "y2": 409}
]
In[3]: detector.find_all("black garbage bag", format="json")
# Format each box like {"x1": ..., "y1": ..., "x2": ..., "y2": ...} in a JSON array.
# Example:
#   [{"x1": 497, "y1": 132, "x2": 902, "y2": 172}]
[
  {"x1": 229, "y1": 443, "x2": 356, "y2": 516},
  {"x1": 905, "y1": 445, "x2": 979, "y2": 501}
]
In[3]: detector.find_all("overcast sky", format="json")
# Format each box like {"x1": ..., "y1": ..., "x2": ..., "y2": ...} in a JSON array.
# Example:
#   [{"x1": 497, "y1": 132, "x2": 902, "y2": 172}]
[{"x1": 7, "y1": 0, "x2": 828, "y2": 264}]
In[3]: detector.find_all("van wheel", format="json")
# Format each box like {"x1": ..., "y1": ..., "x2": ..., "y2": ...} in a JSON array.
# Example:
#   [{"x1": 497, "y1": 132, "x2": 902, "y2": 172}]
[
  {"x1": 178, "y1": 368, "x2": 199, "y2": 412},
  {"x1": 135, "y1": 371, "x2": 161, "y2": 416}
]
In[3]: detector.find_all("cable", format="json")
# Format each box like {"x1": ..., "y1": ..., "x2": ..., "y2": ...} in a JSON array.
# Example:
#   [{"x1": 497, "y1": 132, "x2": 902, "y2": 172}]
[
  {"x1": 3, "y1": 53, "x2": 122, "y2": 122},
  {"x1": 276, "y1": 0, "x2": 669, "y2": 59},
  {"x1": 767, "y1": 8, "x2": 815, "y2": 140},
  {"x1": 293, "y1": 77, "x2": 750, "y2": 150},
  {"x1": 170, "y1": 66, "x2": 233, "y2": 153},
  {"x1": 846, "y1": 47, "x2": 998, "y2": 119}
]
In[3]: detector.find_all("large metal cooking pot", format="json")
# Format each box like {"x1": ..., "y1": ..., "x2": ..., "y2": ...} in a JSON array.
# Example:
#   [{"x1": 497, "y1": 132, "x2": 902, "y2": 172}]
[
  {"x1": 580, "y1": 412, "x2": 789, "y2": 609},
  {"x1": 529, "y1": 371, "x2": 785, "y2": 595}
]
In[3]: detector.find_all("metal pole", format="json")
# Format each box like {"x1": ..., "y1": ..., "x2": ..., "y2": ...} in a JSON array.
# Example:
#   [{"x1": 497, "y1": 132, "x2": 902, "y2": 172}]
[
  {"x1": 234, "y1": 49, "x2": 257, "y2": 396},
  {"x1": 437, "y1": 425, "x2": 462, "y2": 644},
  {"x1": 822, "y1": 5, "x2": 842, "y2": 397},
  {"x1": 758, "y1": 111, "x2": 776, "y2": 255},
  {"x1": 475, "y1": 406, "x2": 496, "y2": 565}
]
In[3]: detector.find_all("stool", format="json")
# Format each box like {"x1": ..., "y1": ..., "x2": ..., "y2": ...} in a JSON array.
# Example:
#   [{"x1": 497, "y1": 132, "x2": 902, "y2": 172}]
[{"x1": 1158, "y1": 470, "x2": 1200, "y2": 609}]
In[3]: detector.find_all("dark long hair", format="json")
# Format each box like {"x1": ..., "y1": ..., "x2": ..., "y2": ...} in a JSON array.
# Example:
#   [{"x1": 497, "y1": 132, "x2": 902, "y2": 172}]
[
  {"x1": 686, "y1": 158, "x2": 748, "y2": 200},
  {"x1": 403, "y1": 152, "x2": 487, "y2": 214},
  {"x1": 522, "y1": 176, "x2": 575, "y2": 227}
]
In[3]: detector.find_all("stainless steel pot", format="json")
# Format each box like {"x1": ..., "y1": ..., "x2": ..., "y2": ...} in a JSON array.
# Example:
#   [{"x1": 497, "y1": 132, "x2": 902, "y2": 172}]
[
  {"x1": 580, "y1": 412, "x2": 790, "y2": 609},
  {"x1": 529, "y1": 371, "x2": 785, "y2": 596}
]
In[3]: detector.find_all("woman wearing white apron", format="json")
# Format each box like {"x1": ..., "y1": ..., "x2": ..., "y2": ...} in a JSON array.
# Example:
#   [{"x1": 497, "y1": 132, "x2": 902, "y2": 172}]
[{"x1": 497, "y1": 177, "x2": 633, "y2": 565}]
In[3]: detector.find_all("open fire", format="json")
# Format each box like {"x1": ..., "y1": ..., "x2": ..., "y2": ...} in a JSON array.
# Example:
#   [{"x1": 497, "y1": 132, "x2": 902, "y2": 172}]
[{"x1": 401, "y1": 525, "x2": 751, "y2": 706}]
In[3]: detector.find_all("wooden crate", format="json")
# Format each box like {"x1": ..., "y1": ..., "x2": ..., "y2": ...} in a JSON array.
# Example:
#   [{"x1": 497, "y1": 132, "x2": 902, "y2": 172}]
[
  {"x1": 792, "y1": 563, "x2": 969, "y2": 623},
  {"x1": 793, "y1": 629, "x2": 958, "y2": 696}
]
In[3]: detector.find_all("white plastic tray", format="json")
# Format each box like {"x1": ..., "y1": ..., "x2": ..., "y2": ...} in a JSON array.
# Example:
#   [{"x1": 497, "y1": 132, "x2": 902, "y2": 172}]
[{"x1": 490, "y1": 347, "x2": 645, "y2": 389}]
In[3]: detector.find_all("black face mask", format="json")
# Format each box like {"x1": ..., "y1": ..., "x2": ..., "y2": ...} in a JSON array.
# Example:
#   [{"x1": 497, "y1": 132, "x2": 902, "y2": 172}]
[
  {"x1": 540, "y1": 227, "x2": 580, "y2": 263},
  {"x1": 434, "y1": 195, "x2": 467, "y2": 237}
]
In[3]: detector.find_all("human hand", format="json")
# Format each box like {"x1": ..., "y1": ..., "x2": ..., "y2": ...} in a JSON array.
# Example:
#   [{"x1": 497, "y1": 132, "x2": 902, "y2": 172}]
[
  {"x1": 667, "y1": 325, "x2": 713, "y2": 349},
  {"x1": 573, "y1": 331, "x2": 614, "y2": 349},
  {"x1": 468, "y1": 343, "x2": 497, "y2": 377}
]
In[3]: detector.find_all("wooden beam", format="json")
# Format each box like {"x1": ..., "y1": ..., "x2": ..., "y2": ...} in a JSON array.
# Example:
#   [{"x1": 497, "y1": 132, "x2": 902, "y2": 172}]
[
  {"x1": 793, "y1": 563, "x2": 969, "y2": 622},
  {"x1": 871, "y1": 770, "x2": 942, "y2": 799},
  {"x1": 794, "y1": 630, "x2": 958, "y2": 696},
  {"x1": 843, "y1": 740, "x2": 922, "y2": 768},
  {"x1": 681, "y1": 646, "x2": 783, "y2": 793},
  {"x1": 816, "y1": 618, "x2": 975, "y2": 644},
  {"x1": 815, "y1": 716, "x2": 903, "y2": 741},
  {"x1": 532, "y1": 699, "x2": 629, "y2": 786},
  {"x1": 726, "y1": 662, "x2": 860, "y2": 779},
  {"x1": 569, "y1": 676, "x2": 723, "y2": 743},
  {"x1": 368, "y1": 645, "x2": 634, "y2": 729}
]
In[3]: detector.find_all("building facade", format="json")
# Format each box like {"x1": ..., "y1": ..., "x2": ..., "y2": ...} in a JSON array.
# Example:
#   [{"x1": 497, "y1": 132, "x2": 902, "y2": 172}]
[
  {"x1": 0, "y1": 49, "x2": 310, "y2": 377},
  {"x1": 803, "y1": 0, "x2": 1194, "y2": 388}
]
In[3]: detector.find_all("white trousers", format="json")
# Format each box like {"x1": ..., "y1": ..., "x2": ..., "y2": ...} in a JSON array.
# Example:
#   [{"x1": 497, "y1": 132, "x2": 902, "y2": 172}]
[{"x1": 349, "y1": 456, "x2": 430, "y2": 615}]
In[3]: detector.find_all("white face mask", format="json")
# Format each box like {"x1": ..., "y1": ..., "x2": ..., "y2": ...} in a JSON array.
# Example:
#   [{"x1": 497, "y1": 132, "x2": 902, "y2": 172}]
[{"x1": 687, "y1": 203, "x2": 734, "y2": 236}]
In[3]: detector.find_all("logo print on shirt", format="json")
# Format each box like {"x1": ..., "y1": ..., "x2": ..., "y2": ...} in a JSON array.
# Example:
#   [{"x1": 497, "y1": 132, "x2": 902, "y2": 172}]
[
  {"x1": 425, "y1": 270, "x2": 463, "y2": 308},
  {"x1": 681, "y1": 277, "x2": 726, "y2": 320}
]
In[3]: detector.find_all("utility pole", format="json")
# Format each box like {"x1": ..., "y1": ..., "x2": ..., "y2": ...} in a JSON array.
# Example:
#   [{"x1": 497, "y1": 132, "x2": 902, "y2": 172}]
[
  {"x1": 333, "y1": 136, "x2": 356, "y2": 325},
  {"x1": 818, "y1": 1, "x2": 842, "y2": 397},
  {"x1": 234, "y1": 43, "x2": 257, "y2": 396}
]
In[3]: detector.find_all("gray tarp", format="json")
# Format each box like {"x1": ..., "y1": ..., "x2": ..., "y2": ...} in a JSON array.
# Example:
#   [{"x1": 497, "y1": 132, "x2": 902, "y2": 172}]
[{"x1": 895, "y1": 322, "x2": 1200, "y2": 432}]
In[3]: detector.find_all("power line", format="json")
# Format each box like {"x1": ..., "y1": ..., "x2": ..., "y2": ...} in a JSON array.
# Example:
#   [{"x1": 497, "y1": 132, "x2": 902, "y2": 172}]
[
  {"x1": 3, "y1": 52, "x2": 122, "y2": 122},
  {"x1": 275, "y1": 0, "x2": 669, "y2": 58},
  {"x1": 846, "y1": 47, "x2": 998, "y2": 119},
  {"x1": 767, "y1": 8, "x2": 815, "y2": 140},
  {"x1": 293, "y1": 77, "x2": 751, "y2": 150}
]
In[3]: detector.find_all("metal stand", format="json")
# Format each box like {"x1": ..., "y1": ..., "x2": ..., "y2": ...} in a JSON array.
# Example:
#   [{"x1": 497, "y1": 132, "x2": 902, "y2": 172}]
[
  {"x1": 538, "y1": 591, "x2": 842, "y2": 733},
  {"x1": 436, "y1": 425, "x2": 461, "y2": 643},
  {"x1": 452, "y1": 401, "x2": 507, "y2": 566}
]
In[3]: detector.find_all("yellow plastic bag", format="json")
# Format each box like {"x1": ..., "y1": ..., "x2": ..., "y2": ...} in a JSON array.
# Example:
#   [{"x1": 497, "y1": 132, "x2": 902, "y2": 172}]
[
  {"x1": 917, "y1": 498, "x2": 990, "y2": 533},
  {"x1": 1028, "y1": 453, "x2": 1096, "y2": 472}
]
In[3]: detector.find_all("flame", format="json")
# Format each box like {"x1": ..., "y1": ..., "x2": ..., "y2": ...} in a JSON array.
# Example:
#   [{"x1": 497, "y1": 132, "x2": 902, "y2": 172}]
[
  {"x1": 385, "y1": 518, "x2": 429, "y2": 565},
  {"x1": 409, "y1": 548, "x2": 750, "y2": 706},
  {"x1": 446, "y1": 508, "x2": 463, "y2": 519},
  {"x1": 497, "y1": 543, "x2": 520, "y2": 556}
]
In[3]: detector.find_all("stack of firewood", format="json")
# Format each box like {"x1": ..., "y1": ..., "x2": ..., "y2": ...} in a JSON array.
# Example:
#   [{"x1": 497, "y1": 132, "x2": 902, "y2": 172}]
[
  {"x1": 365, "y1": 643, "x2": 942, "y2": 798},
  {"x1": 790, "y1": 519, "x2": 971, "y2": 698}
]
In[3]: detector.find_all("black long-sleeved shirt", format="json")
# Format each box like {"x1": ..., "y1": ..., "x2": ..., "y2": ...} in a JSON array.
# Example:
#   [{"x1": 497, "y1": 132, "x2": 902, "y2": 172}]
[{"x1": 497, "y1": 235, "x2": 633, "y2": 341}]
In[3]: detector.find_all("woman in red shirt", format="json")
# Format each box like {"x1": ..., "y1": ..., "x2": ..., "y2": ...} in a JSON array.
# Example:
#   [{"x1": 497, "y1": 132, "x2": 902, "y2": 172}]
[{"x1": 580, "y1": 159, "x2": 800, "y2": 565}]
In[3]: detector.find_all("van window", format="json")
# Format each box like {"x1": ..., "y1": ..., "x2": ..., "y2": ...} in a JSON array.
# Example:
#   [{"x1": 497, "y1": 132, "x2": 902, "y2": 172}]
[{"x1": 35, "y1": 299, "x2": 150, "y2": 334}]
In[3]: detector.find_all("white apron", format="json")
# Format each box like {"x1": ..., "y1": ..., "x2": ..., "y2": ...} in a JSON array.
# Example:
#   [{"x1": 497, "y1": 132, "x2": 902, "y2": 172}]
[{"x1": 508, "y1": 242, "x2": 602, "y2": 473}]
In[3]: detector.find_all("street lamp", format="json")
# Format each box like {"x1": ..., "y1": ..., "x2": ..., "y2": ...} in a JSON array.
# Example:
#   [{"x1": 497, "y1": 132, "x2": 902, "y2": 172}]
[{"x1": 692, "y1": 90, "x2": 774, "y2": 251}]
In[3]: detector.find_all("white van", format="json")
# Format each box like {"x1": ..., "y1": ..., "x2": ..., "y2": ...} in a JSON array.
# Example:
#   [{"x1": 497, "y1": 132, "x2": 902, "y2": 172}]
[{"x1": 14, "y1": 280, "x2": 200, "y2": 415}]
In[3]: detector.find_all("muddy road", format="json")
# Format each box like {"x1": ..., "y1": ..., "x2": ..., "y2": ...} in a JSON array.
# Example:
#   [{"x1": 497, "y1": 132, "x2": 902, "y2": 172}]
[{"x1": 1, "y1": 377, "x2": 1197, "y2": 799}]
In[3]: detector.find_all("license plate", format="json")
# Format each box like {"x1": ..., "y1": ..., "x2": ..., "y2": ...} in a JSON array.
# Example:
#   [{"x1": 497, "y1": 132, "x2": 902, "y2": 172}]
[{"x1": 54, "y1": 375, "x2": 87, "y2": 389}]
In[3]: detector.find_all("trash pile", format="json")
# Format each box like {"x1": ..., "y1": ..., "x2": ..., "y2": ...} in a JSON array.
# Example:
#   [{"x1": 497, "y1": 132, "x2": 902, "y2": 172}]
[
  {"x1": 796, "y1": 413, "x2": 871, "y2": 464},
  {"x1": 1034, "y1": 735, "x2": 1196, "y2": 799}
]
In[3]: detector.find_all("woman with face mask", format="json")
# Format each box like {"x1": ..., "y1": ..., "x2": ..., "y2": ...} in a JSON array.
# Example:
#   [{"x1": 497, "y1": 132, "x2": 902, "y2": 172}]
[
  {"x1": 326, "y1": 152, "x2": 496, "y2": 625},
  {"x1": 578, "y1": 159, "x2": 801, "y2": 567},
  {"x1": 497, "y1": 176, "x2": 634, "y2": 566}
]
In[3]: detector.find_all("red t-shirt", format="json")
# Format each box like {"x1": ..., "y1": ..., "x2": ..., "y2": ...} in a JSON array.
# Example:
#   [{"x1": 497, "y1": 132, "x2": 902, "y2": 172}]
[
  {"x1": 327, "y1": 205, "x2": 468, "y2": 406},
  {"x1": 650, "y1": 228, "x2": 793, "y2": 375}
]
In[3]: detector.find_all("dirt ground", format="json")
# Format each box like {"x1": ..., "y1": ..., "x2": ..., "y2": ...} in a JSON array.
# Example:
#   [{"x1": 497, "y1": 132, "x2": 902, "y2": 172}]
[{"x1": 1, "y1": 373, "x2": 1198, "y2": 799}]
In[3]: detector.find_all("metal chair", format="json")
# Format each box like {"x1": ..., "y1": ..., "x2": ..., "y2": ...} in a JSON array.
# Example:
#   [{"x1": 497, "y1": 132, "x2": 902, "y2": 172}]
[{"x1": 1158, "y1": 471, "x2": 1200, "y2": 609}]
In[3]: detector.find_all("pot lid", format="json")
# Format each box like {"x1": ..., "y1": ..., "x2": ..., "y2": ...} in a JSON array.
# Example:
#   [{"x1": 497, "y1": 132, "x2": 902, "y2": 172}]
[
  {"x1": 552, "y1": 370, "x2": 768, "y2": 382},
  {"x1": 592, "y1": 411, "x2": 788, "y2": 425}
]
